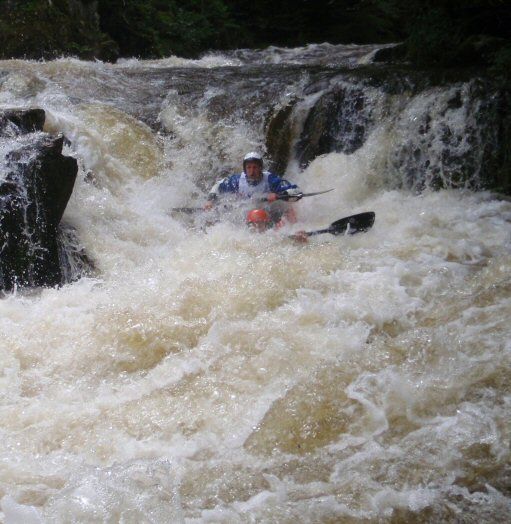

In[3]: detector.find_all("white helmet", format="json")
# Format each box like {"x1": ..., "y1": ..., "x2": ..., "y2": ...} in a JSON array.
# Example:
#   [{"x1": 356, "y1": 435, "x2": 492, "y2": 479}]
[{"x1": 243, "y1": 151, "x2": 263, "y2": 172}]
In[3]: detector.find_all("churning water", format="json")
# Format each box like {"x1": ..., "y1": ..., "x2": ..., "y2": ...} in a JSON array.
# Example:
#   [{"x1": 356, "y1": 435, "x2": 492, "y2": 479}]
[{"x1": 0, "y1": 45, "x2": 510, "y2": 522}]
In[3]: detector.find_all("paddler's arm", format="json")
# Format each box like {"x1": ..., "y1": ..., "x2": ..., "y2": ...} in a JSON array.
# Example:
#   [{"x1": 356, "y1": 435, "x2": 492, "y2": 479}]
[
  {"x1": 289, "y1": 230, "x2": 309, "y2": 243},
  {"x1": 267, "y1": 174, "x2": 302, "y2": 202},
  {"x1": 204, "y1": 175, "x2": 239, "y2": 210},
  {"x1": 204, "y1": 179, "x2": 223, "y2": 210}
]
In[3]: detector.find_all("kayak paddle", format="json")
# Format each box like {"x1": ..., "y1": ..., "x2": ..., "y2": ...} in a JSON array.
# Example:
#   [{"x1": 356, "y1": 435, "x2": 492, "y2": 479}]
[
  {"x1": 169, "y1": 207, "x2": 204, "y2": 214},
  {"x1": 171, "y1": 188, "x2": 336, "y2": 214}
]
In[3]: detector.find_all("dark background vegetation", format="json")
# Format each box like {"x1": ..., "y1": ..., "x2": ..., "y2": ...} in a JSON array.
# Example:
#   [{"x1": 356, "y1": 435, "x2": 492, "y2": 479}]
[{"x1": 0, "y1": 0, "x2": 510, "y2": 76}]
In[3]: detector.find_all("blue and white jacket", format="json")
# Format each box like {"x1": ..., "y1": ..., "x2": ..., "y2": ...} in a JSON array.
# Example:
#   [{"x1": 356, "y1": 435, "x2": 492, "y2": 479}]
[{"x1": 208, "y1": 171, "x2": 299, "y2": 200}]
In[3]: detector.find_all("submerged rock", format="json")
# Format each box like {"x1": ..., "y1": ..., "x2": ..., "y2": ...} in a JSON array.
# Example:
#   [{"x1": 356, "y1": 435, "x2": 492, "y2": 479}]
[{"x1": 58, "y1": 224, "x2": 96, "y2": 284}]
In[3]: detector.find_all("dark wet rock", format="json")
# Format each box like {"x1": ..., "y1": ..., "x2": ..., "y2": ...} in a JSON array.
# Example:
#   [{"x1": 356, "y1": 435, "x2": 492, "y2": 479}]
[
  {"x1": 0, "y1": 108, "x2": 46, "y2": 136},
  {"x1": 295, "y1": 84, "x2": 374, "y2": 168},
  {"x1": 476, "y1": 86, "x2": 511, "y2": 194},
  {"x1": 446, "y1": 91, "x2": 463, "y2": 111},
  {"x1": 0, "y1": 107, "x2": 95, "y2": 292},
  {"x1": 265, "y1": 100, "x2": 298, "y2": 174},
  {"x1": 372, "y1": 44, "x2": 406, "y2": 63},
  {"x1": 387, "y1": 80, "x2": 511, "y2": 193},
  {"x1": 0, "y1": 117, "x2": 80, "y2": 291}
]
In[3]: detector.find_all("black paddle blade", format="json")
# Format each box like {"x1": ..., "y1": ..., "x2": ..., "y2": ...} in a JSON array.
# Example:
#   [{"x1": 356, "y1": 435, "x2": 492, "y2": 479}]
[{"x1": 329, "y1": 211, "x2": 375, "y2": 235}]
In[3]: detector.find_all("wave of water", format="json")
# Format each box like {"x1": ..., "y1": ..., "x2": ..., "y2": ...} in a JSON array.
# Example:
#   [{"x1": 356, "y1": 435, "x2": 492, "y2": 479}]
[{"x1": 0, "y1": 45, "x2": 510, "y2": 522}]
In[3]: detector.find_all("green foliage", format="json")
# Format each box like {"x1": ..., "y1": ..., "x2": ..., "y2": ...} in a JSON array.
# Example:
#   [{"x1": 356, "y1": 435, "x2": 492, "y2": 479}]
[
  {"x1": 222, "y1": 0, "x2": 402, "y2": 48},
  {"x1": 97, "y1": 0, "x2": 239, "y2": 58},
  {"x1": 406, "y1": 8, "x2": 463, "y2": 66},
  {"x1": 380, "y1": 0, "x2": 511, "y2": 71},
  {"x1": 0, "y1": 0, "x2": 117, "y2": 60},
  {"x1": 0, "y1": 0, "x2": 509, "y2": 77},
  {"x1": 490, "y1": 43, "x2": 511, "y2": 80}
]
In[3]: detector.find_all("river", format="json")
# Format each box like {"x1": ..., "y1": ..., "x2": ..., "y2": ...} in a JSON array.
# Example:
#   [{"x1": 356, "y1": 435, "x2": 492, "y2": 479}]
[{"x1": 0, "y1": 44, "x2": 510, "y2": 522}]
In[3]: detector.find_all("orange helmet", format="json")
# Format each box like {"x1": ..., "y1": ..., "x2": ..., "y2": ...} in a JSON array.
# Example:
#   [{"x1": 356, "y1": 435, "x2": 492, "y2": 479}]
[
  {"x1": 246, "y1": 209, "x2": 271, "y2": 231},
  {"x1": 247, "y1": 209, "x2": 270, "y2": 224}
]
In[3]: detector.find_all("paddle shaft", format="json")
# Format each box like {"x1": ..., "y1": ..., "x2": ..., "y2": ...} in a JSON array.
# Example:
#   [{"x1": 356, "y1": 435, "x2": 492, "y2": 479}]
[
  {"x1": 306, "y1": 227, "x2": 335, "y2": 237},
  {"x1": 260, "y1": 188, "x2": 334, "y2": 203}
]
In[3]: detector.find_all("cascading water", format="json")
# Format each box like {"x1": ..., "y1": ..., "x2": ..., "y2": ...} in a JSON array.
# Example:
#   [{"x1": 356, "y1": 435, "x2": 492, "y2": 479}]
[{"x1": 0, "y1": 44, "x2": 510, "y2": 522}]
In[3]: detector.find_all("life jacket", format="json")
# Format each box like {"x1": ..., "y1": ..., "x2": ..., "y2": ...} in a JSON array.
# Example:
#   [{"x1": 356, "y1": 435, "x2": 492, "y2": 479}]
[{"x1": 237, "y1": 171, "x2": 272, "y2": 198}]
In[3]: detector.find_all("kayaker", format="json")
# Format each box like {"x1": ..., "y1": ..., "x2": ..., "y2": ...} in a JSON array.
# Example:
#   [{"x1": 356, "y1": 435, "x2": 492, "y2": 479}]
[{"x1": 204, "y1": 152, "x2": 301, "y2": 225}]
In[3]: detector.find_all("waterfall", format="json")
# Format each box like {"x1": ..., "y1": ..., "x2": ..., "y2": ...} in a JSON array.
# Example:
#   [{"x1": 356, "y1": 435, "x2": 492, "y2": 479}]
[{"x1": 0, "y1": 44, "x2": 509, "y2": 522}]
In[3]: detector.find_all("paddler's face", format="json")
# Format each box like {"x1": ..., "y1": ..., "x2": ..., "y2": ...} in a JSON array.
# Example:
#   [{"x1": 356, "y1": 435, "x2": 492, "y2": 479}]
[{"x1": 245, "y1": 161, "x2": 263, "y2": 183}]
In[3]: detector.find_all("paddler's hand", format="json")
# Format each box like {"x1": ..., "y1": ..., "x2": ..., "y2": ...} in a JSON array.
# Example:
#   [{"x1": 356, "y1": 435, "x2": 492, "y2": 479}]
[
  {"x1": 203, "y1": 201, "x2": 214, "y2": 211},
  {"x1": 290, "y1": 230, "x2": 309, "y2": 243},
  {"x1": 267, "y1": 192, "x2": 278, "y2": 203}
]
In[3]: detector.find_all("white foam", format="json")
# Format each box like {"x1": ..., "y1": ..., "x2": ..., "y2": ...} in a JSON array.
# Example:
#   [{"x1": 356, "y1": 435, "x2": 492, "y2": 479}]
[{"x1": 0, "y1": 53, "x2": 509, "y2": 522}]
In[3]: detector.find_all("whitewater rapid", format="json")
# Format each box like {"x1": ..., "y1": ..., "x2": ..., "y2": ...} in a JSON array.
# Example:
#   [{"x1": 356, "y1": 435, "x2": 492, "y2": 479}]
[{"x1": 0, "y1": 45, "x2": 510, "y2": 522}]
